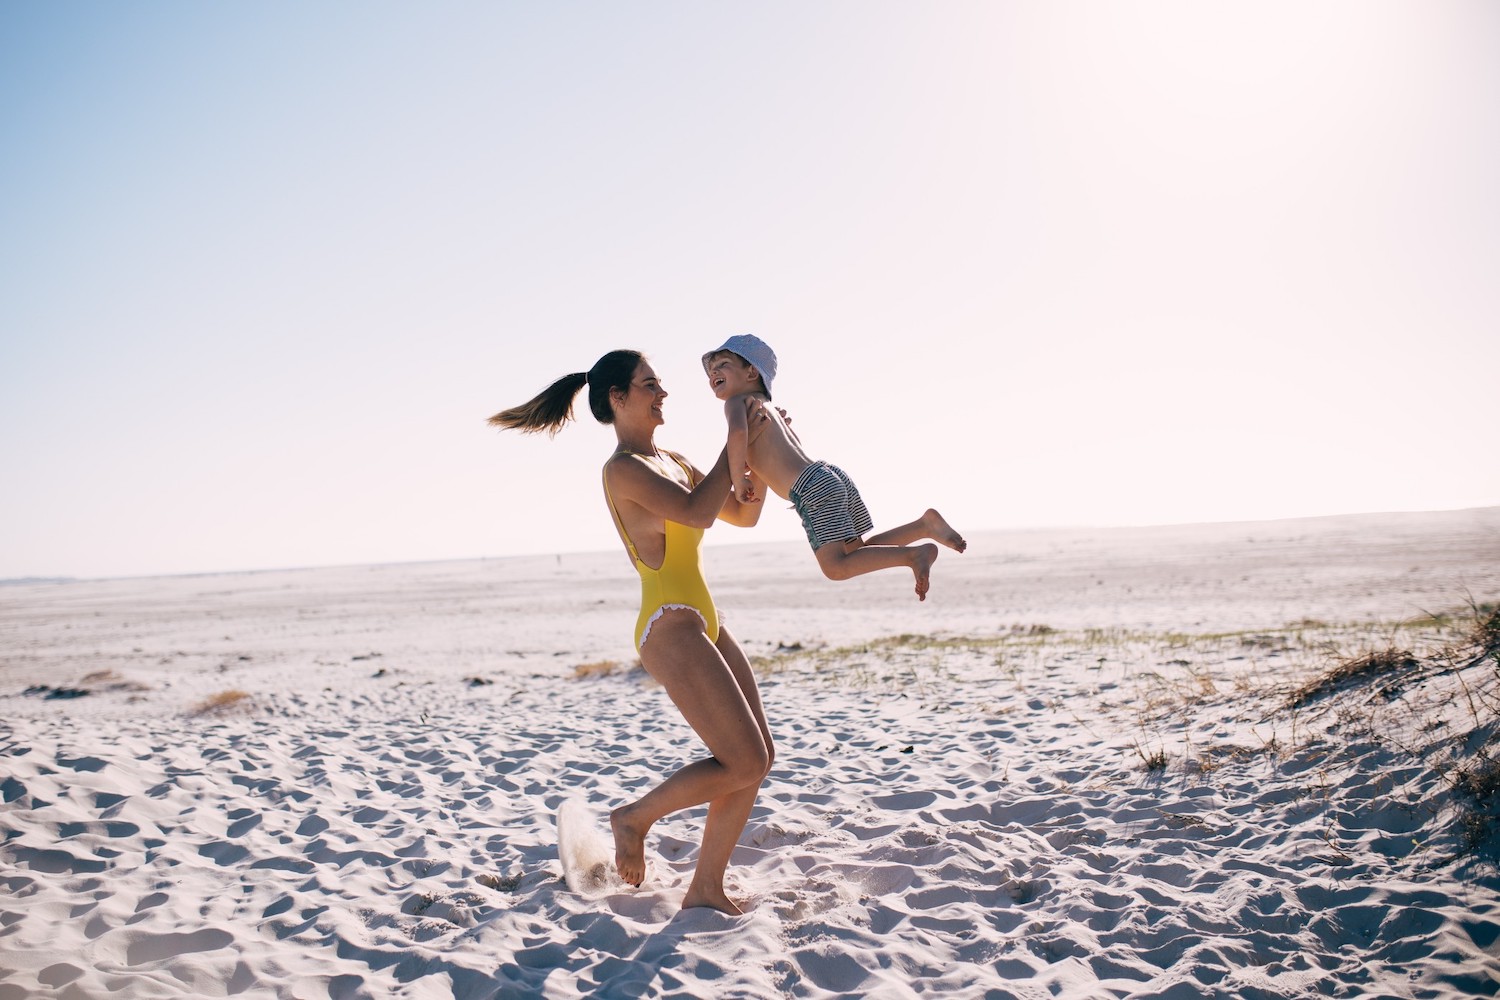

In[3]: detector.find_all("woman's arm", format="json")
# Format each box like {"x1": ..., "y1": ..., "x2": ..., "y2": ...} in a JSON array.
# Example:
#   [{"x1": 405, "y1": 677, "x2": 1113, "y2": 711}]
[
  {"x1": 667, "y1": 448, "x2": 761, "y2": 528},
  {"x1": 607, "y1": 448, "x2": 732, "y2": 530}
]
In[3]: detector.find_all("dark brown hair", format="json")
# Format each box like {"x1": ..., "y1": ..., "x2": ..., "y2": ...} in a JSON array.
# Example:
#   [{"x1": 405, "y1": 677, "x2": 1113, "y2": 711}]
[{"x1": 487, "y1": 349, "x2": 644, "y2": 435}]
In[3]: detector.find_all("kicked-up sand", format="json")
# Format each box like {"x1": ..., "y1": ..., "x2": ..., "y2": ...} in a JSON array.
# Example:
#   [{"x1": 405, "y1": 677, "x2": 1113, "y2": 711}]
[{"x1": 2, "y1": 507, "x2": 1499, "y2": 998}]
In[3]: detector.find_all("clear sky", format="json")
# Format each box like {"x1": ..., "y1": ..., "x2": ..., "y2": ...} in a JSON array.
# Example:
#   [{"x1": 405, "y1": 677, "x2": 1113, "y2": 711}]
[{"x1": 3, "y1": 1, "x2": 1497, "y2": 580}]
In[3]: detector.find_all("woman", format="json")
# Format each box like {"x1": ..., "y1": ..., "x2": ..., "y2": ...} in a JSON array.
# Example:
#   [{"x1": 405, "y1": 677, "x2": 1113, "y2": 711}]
[{"x1": 489, "y1": 349, "x2": 775, "y2": 915}]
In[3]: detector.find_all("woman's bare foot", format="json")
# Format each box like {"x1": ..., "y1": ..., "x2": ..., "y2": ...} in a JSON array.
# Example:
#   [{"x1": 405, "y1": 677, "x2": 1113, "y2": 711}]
[
  {"x1": 610, "y1": 805, "x2": 649, "y2": 887},
  {"x1": 922, "y1": 509, "x2": 967, "y2": 553},
  {"x1": 912, "y1": 542, "x2": 938, "y2": 601},
  {"x1": 681, "y1": 886, "x2": 745, "y2": 915}
]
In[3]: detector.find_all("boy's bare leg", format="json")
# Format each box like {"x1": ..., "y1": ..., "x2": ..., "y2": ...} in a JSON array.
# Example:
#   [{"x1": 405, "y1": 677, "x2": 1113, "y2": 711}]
[
  {"x1": 864, "y1": 508, "x2": 967, "y2": 553},
  {"x1": 815, "y1": 540, "x2": 939, "y2": 600}
]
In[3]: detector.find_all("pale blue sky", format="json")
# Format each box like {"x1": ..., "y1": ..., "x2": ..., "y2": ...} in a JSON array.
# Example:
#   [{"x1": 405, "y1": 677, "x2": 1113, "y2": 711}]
[{"x1": 3, "y1": 1, "x2": 1497, "y2": 580}]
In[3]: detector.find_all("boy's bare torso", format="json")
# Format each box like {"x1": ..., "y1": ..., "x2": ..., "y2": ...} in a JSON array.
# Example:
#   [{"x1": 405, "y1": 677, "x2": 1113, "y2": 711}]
[{"x1": 739, "y1": 394, "x2": 814, "y2": 499}]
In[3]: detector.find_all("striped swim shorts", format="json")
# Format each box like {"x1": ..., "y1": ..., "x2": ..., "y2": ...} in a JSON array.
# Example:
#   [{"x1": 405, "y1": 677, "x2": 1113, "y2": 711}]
[{"x1": 789, "y1": 461, "x2": 874, "y2": 551}]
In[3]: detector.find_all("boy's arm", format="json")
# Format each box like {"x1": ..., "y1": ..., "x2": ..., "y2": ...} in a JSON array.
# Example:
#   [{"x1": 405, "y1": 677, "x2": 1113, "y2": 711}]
[{"x1": 724, "y1": 395, "x2": 758, "y2": 504}]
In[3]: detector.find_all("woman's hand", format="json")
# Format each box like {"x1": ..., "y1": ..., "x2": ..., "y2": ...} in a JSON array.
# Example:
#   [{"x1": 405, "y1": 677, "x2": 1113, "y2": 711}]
[
  {"x1": 760, "y1": 402, "x2": 798, "y2": 443},
  {"x1": 746, "y1": 397, "x2": 775, "y2": 423}
]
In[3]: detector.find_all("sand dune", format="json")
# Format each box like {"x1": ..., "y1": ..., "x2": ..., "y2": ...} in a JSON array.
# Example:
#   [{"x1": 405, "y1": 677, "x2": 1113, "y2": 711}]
[{"x1": 3, "y1": 508, "x2": 1499, "y2": 998}]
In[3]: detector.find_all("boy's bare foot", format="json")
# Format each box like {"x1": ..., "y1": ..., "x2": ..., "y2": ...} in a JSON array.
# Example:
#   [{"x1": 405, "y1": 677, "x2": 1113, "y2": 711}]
[
  {"x1": 610, "y1": 805, "x2": 649, "y2": 887},
  {"x1": 682, "y1": 887, "x2": 745, "y2": 915},
  {"x1": 912, "y1": 543, "x2": 938, "y2": 601},
  {"x1": 923, "y1": 509, "x2": 967, "y2": 553}
]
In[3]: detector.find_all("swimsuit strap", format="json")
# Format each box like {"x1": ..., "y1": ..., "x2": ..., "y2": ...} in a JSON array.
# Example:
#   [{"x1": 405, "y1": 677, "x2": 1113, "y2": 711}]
[
  {"x1": 603, "y1": 452, "x2": 641, "y2": 563},
  {"x1": 602, "y1": 449, "x2": 697, "y2": 564}
]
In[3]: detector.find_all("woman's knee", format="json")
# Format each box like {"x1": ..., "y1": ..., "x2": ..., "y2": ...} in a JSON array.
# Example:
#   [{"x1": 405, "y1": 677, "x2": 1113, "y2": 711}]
[
  {"x1": 751, "y1": 733, "x2": 775, "y2": 783},
  {"x1": 722, "y1": 739, "x2": 771, "y2": 789},
  {"x1": 747, "y1": 740, "x2": 774, "y2": 785}
]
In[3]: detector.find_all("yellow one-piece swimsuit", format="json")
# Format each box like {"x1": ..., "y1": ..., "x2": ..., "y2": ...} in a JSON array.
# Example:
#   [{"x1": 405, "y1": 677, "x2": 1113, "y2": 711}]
[{"x1": 603, "y1": 450, "x2": 720, "y2": 650}]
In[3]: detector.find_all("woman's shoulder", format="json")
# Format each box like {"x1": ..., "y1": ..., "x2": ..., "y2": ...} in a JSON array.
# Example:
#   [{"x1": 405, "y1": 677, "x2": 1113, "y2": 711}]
[
  {"x1": 604, "y1": 449, "x2": 694, "y2": 499},
  {"x1": 603, "y1": 449, "x2": 680, "y2": 480},
  {"x1": 602, "y1": 449, "x2": 644, "y2": 481}
]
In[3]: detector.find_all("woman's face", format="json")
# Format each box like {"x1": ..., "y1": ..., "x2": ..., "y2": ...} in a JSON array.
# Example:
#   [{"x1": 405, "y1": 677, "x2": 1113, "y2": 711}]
[{"x1": 616, "y1": 360, "x2": 668, "y2": 425}]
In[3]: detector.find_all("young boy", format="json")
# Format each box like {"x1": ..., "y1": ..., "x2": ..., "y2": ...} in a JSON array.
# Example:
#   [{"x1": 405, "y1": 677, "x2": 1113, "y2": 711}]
[{"x1": 703, "y1": 334, "x2": 965, "y2": 601}]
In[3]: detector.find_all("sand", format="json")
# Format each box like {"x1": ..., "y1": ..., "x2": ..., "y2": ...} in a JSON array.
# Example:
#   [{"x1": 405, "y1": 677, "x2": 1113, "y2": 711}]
[{"x1": 3, "y1": 507, "x2": 1500, "y2": 999}]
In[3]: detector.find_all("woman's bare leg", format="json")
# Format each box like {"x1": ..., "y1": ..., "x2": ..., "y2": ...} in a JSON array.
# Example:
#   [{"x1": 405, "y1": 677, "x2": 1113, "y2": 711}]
[
  {"x1": 864, "y1": 508, "x2": 967, "y2": 552},
  {"x1": 679, "y1": 626, "x2": 774, "y2": 912},
  {"x1": 609, "y1": 611, "x2": 771, "y2": 910}
]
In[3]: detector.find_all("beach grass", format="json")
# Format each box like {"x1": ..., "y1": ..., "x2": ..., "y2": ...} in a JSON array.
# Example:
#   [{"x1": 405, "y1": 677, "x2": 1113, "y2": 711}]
[{"x1": 188, "y1": 688, "x2": 252, "y2": 715}]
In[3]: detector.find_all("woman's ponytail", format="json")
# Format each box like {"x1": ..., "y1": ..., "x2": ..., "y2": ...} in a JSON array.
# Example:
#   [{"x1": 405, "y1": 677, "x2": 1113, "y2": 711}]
[
  {"x1": 487, "y1": 371, "x2": 588, "y2": 436},
  {"x1": 487, "y1": 349, "x2": 644, "y2": 435}
]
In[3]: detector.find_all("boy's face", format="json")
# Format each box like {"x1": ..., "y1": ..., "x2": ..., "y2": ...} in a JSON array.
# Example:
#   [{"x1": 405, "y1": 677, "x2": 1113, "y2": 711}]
[{"x1": 706, "y1": 352, "x2": 758, "y2": 400}]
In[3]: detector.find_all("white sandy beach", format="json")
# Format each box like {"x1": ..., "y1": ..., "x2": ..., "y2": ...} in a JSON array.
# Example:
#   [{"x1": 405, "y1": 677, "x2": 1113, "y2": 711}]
[{"x1": 3, "y1": 508, "x2": 1500, "y2": 999}]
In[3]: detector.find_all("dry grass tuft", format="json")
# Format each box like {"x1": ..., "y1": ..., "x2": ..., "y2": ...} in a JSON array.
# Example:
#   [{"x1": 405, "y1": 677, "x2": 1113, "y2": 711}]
[
  {"x1": 573, "y1": 659, "x2": 626, "y2": 679},
  {"x1": 1456, "y1": 756, "x2": 1500, "y2": 801},
  {"x1": 190, "y1": 689, "x2": 251, "y2": 716},
  {"x1": 1289, "y1": 646, "x2": 1419, "y2": 708},
  {"x1": 1133, "y1": 741, "x2": 1169, "y2": 772},
  {"x1": 1470, "y1": 605, "x2": 1500, "y2": 659},
  {"x1": 1455, "y1": 755, "x2": 1500, "y2": 859},
  {"x1": 75, "y1": 668, "x2": 149, "y2": 693}
]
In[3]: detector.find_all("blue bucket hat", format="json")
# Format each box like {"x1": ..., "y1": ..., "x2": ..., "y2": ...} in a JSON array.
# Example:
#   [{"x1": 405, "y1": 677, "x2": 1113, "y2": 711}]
[{"x1": 702, "y1": 334, "x2": 778, "y2": 399}]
